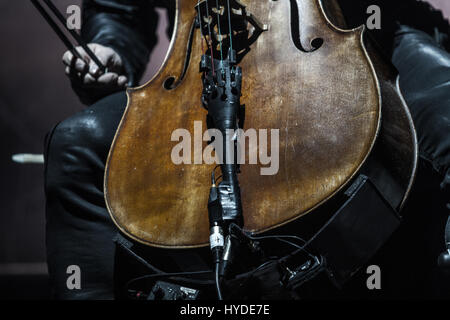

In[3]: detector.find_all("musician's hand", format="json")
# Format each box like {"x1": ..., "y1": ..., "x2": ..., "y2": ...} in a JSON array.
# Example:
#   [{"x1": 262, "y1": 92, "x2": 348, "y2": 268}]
[{"x1": 62, "y1": 43, "x2": 128, "y2": 105}]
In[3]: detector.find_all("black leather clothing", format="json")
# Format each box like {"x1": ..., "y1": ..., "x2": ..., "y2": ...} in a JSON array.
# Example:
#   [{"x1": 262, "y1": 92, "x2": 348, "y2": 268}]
[
  {"x1": 82, "y1": 0, "x2": 175, "y2": 86},
  {"x1": 82, "y1": 0, "x2": 158, "y2": 86},
  {"x1": 44, "y1": 1, "x2": 450, "y2": 299},
  {"x1": 44, "y1": 92, "x2": 127, "y2": 299},
  {"x1": 393, "y1": 26, "x2": 450, "y2": 186}
]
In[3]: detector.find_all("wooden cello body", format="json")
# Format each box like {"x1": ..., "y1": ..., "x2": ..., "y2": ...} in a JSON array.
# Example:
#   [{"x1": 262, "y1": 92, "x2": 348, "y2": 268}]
[{"x1": 104, "y1": 0, "x2": 417, "y2": 248}]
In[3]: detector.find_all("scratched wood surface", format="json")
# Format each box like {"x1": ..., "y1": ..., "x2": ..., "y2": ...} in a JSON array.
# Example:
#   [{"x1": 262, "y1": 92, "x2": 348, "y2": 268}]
[{"x1": 104, "y1": 0, "x2": 381, "y2": 248}]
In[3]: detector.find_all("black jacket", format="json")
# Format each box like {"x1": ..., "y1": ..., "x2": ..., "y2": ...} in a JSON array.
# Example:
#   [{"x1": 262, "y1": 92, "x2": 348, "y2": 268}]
[
  {"x1": 81, "y1": 0, "x2": 450, "y2": 86},
  {"x1": 81, "y1": 0, "x2": 174, "y2": 85}
]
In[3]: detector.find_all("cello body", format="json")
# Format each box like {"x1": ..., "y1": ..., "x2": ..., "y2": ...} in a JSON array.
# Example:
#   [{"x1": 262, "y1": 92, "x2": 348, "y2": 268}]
[{"x1": 104, "y1": 0, "x2": 417, "y2": 248}]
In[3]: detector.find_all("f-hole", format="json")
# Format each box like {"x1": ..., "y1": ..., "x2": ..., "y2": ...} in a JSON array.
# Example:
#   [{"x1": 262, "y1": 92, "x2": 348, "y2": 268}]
[
  {"x1": 163, "y1": 17, "x2": 197, "y2": 90},
  {"x1": 289, "y1": 0, "x2": 323, "y2": 52}
]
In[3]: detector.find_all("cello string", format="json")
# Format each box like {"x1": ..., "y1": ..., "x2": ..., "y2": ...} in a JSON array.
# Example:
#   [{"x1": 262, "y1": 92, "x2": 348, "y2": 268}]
[
  {"x1": 226, "y1": 0, "x2": 233, "y2": 53},
  {"x1": 215, "y1": 0, "x2": 224, "y2": 64},
  {"x1": 205, "y1": 0, "x2": 216, "y2": 77},
  {"x1": 196, "y1": 0, "x2": 205, "y2": 54}
]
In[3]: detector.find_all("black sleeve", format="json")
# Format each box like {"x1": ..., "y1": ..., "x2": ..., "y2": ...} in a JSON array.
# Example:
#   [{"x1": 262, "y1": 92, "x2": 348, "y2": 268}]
[{"x1": 81, "y1": 0, "x2": 159, "y2": 86}]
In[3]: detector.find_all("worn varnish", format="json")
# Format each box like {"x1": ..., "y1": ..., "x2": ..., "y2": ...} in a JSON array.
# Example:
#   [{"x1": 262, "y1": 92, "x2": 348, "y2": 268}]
[{"x1": 105, "y1": 0, "x2": 385, "y2": 248}]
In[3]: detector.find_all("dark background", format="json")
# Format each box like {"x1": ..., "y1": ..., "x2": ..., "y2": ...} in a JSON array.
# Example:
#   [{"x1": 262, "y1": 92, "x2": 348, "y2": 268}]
[{"x1": 0, "y1": 0, "x2": 448, "y2": 300}]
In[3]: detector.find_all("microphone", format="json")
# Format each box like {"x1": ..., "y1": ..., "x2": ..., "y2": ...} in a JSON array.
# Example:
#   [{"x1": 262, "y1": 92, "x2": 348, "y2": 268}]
[{"x1": 201, "y1": 47, "x2": 244, "y2": 230}]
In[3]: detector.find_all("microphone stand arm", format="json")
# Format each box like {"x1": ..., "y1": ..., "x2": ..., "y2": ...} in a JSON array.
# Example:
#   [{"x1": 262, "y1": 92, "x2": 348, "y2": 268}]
[
  {"x1": 202, "y1": 47, "x2": 244, "y2": 285},
  {"x1": 202, "y1": 48, "x2": 244, "y2": 229}
]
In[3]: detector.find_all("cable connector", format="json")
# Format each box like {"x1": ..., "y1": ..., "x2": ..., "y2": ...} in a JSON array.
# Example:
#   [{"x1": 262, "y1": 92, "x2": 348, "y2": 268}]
[{"x1": 208, "y1": 179, "x2": 224, "y2": 264}]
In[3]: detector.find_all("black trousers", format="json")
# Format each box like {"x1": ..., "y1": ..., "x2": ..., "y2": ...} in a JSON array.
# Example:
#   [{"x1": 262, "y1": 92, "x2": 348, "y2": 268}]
[{"x1": 44, "y1": 27, "x2": 450, "y2": 299}]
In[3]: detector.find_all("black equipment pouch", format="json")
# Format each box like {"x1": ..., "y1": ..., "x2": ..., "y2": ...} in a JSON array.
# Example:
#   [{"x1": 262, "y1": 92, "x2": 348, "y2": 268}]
[{"x1": 308, "y1": 175, "x2": 401, "y2": 286}]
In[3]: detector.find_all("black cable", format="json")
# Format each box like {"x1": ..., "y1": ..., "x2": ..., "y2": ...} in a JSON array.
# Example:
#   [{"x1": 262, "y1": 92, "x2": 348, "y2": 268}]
[
  {"x1": 125, "y1": 270, "x2": 213, "y2": 293},
  {"x1": 252, "y1": 258, "x2": 280, "y2": 273},
  {"x1": 117, "y1": 239, "x2": 164, "y2": 274},
  {"x1": 247, "y1": 233, "x2": 308, "y2": 245},
  {"x1": 230, "y1": 223, "x2": 317, "y2": 259},
  {"x1": 258, "y1": 235, "x2": 316, "y2": 260},
  {"x1": 274, "y1": 237, "x2": 318, "y2": 261},
  {"x1": 215, "y1": 262, "x2": 223, "y2": 300}
]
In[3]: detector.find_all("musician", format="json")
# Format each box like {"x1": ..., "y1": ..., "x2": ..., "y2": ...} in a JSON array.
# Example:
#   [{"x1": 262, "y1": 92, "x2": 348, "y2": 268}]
[{"x1": 44, "y1": 0, "x2": 450, "y2": 299}]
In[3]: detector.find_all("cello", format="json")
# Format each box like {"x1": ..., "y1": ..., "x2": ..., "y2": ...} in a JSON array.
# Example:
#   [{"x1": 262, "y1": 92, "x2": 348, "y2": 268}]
[{"x1": 104, "y1": 0, "x2": 417, "y2": 274}]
